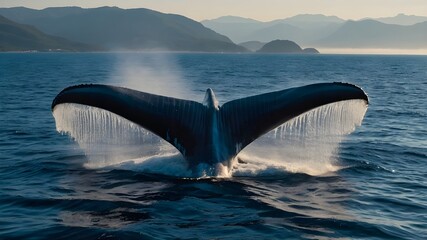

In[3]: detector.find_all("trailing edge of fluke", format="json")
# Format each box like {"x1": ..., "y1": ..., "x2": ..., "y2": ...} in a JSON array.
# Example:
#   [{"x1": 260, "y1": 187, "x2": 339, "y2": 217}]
[{"x1": 52, "y1": 82, "x2": 368, "y2": 169}]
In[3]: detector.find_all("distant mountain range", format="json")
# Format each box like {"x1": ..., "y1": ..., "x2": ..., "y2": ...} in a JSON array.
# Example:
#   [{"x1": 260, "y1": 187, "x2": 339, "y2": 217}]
[
  {"x1": 202, "y1": 14, "x2": 346, "y2": 45},
  {"x1": 202, "y1": 14, "x2": 427, "y2": 49},
  {"x1": 317, "y1": 20, "x2": 427, "y2": 48},
  {"x1": 369, "y1": 13, "x2": 427, "y2": 26},
  {"x1": 0, "y1": 15, "x2": 96, "y2": 51},
  {"x1": 1, "y1": 7, "x2": 426, "y2": 52},
  {"x1": 0, "y1": 7, "x2": 245, "y2": 52}
]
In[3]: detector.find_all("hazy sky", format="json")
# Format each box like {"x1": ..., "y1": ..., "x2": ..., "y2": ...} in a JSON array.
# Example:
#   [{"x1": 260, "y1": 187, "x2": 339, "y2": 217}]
[{"x1": 1, "y1": 0, "x2": 426, "y2": 21}]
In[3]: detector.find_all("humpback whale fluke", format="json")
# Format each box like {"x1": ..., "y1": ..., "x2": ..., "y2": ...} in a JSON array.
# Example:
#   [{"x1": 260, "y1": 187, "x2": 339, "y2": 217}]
[{"x1": 52, "y1": 82, "x2": 368, "y2": 173}]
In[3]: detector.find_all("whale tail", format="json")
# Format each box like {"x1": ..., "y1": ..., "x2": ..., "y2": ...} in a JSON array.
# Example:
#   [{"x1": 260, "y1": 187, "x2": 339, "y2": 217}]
[{"x1": 52, "y1": 82, "x2": 368, "y2": 169}]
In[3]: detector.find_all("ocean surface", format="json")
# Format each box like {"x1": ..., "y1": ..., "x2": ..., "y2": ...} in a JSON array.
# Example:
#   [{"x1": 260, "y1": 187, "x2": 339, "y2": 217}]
[{"x1": 0, "y1": 53, "x2": 426, "y2": 239}]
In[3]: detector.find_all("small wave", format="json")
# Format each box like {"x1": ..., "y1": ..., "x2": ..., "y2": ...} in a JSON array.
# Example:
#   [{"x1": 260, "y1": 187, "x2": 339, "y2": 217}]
[
  {"x1": 402, "y1": 150, "x2": 427, "y2": 159},
  {"x1": 338, "y1": 160, "x2": 397, "y2": 174}
]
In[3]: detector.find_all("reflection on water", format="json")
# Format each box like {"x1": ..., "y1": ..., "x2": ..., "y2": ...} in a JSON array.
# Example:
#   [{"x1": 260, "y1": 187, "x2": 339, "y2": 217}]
[
  {"x1": 58, "y1": 165, "x2": 356, "y2": 238},
  {"x1": 60, "y1": 209, "x2": 151, "y2": 228},
  {"x1": 241, "y1": 176, "x2": 354, "y2": 221}
]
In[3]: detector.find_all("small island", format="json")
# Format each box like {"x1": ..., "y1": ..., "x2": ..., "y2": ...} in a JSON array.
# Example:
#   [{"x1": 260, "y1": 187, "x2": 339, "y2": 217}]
[{"x1": 257, "y1": 40, "x2": 319, "y2": 54}]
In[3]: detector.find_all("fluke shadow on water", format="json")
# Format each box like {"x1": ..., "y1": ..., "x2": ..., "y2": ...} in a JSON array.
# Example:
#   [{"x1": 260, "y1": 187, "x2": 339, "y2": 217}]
[{"x1": 51, "y1": 82, "x2": 368, "y2": 178}]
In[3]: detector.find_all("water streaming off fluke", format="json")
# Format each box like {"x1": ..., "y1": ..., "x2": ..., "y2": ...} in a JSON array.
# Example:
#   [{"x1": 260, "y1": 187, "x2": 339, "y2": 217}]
[
  {"x1": 53, "y1": 103, "x2": 179, "y2": 168},
  {"x1": 53, "y1": 98, "x2": 367, "y2": 177},
  {"x1": 236, "y1": 99, "x2": 368, "y2": 176}
]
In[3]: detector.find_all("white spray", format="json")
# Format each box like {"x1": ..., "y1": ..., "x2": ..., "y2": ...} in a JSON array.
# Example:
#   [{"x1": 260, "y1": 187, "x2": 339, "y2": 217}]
[
  {"x1": 53, "y1": 103, "x2": 180, "y2": 169},
  {"x1": 234, "y1": 99, "x2": 368, "y2": 176},
  {"x1": 108, "y1": 53, "x2": 195, "y2": 99},
  {"x1": 53, "y1": 53, "x2": 194, "y2": 172}
]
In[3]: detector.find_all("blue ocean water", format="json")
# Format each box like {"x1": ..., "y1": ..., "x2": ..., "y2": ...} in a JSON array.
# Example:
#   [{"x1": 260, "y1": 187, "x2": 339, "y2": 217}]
[{"x1": 0, "y1": 53, "x2": 426, "y2": 239}]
